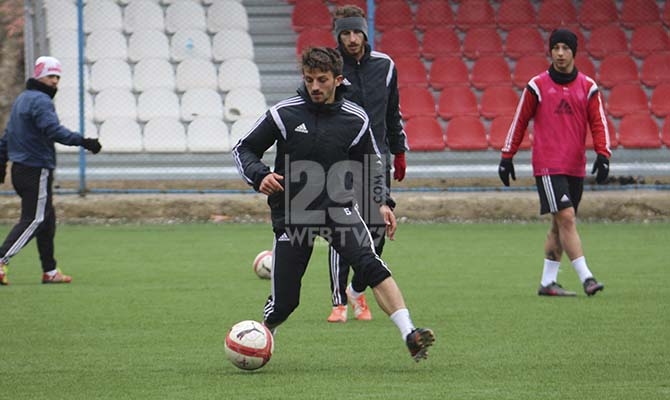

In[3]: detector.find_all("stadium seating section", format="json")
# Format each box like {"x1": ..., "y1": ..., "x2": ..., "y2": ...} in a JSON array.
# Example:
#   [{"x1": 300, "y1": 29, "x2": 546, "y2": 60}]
[{"x1": 46, "y1": 0, "x2": 670, "y2": 152}]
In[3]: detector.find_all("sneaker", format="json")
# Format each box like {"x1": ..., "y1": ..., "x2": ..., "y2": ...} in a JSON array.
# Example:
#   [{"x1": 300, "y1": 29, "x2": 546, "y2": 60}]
[
  {"x1": 0, "y1": 264, "x2": 8, "y2": 286},
  {"x1": 583, "y1": 277, "x2": 604, "y2": 296},
  {"x1": 538, "y1": 282, "x2": 576, "y2": 296},
  {"x1": 327, "y1": 305, "x2": 347, "y2": 323},
  {"x1": 405, "y1": 328, "x2": 435, "y2": 362},
  {"x1": 42, "y1": 269, "x2": 72, "y2": 284},
  {"x1": 346, "y1": 288, "x2": 372, "y2": 320}
]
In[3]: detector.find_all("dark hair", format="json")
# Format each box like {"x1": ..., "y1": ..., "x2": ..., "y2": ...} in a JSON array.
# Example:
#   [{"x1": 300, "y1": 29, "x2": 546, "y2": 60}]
[{"x1": 301, "y1": 47, "x2": 343, "y2": 77}]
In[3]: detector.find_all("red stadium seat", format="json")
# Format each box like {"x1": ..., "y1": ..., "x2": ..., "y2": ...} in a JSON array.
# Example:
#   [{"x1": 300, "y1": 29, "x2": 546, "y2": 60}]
[
  {"x1": 586, "y1": 25, "x2": 629, "y2": 60},
  {"x1": 394, "y1": 57, "x2": 428, "y2": 88},
  {"x1": 513, "y1": 55, "x2": 549, "y2": 89},
  {"x1": 586, "y1": 116, "x2": 617, "y2": 149},
  {"x1": 577, "y1": 56, "x2": 596, "y2": 80},
  {"x1": 429, "y1": 56, "x2": 470, "y2": 90},
  {"x1": 291, "y1": 0, "x2": 332, "y2": 32},
  {"x1": 421, "y1": 27, "x2": 461, "y2": 61},
  {"x1": 480, "y1": 85, "x2": 519, "y2": 119},
  {"x1": 578, "y1": 0, "x2": 619, "y2": 31},
  {"x1": 415, "y1": 0, "x2": 454, "y2": 31},
  {"x1": 375, "y1": 1, "x2": 413, "y2": 32},
  {"x1": 650, "y1": 83, "x2": 670, "y2": 118},
  {"x1": 630, "y1": 26, "x2": 670, "y2": 59},
  {"x1": 455, "y1": 0, "x2": 495, "y2": 31},
  {"x1": 488, "y1": 114, "x2": 532, "y2": 150},
  {"x1": 641, "y1": 53, "x2": 670, "y2": 87},
  {"x1": 537, "y1": 0, "x2": 578, "y2": 31},
  {"x1": 462, "y1": 27, "x2": 503, "y2": 60},
  {"x1": 504, "y1": 27, "x2": 545, "y2": 60},
  {"x1": 470, "y1": 55, "x2": 512, "y2": 90},
  {"x1": 296, "y1": 29, "x2": 336, "y2": 58},
  {"x1": 663, "y1": 117, "x2": 670, "y2": 147},
  {"x1": 399, "y1": 86, "x2": 436, "y2": 119},
  {"x1": 607, "y1": 84, "x2": 649, "y2": 118},
  {"x1": 404, "y1": 116, "x2": 446, "y2": 151},
  {"x1": 437, "y1": 86, "x2": 479, "y2": 120},
  {"x1": 618, "y1": 112, "x2": 661, "y2": 149},
  {"x1": 620, "y1": 0, "x2": 661, "y2": 29},
  {"x1": 496, "y1": 0, "x2": 536, "y2": 31},
  {"x1": 445, "y1": 116, "x2": 488, "y2": 150},
  {"x1": 376, "y1": 28, "x2": 420, "y2": 59},
  {"x1": 598, "y1": 54, "x2": 639, "y2": 89}
]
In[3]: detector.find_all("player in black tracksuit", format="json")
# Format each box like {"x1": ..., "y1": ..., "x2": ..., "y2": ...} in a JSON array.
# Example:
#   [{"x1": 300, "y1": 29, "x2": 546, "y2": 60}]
[
  {"x1": 327, "y1": 6, "x2": 410, "y2": 322},
  {"x1": 233, "y1": 47, "x2": 434, "y2": 361}
]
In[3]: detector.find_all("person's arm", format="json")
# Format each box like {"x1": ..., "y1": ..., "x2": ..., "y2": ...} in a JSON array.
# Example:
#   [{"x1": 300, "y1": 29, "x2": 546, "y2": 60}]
[
  {"x1": 385, "y1": 65, "x2": 409, "y2": 181},
  {"x1": 32, "y1": 96, "x2": 84, "y2": 146},
  {"x1": 0, "y1": 130, "x2": 7, "y2": 184},
  {"x1": 232, "y1": 113, "x2": 278, "y2": 192},
  {"x1": 586, "y1": 86, "x2": 612, "y2": 184},
  {"x1": 498, "y1": 86, "x2": 537, "y2": 186}
]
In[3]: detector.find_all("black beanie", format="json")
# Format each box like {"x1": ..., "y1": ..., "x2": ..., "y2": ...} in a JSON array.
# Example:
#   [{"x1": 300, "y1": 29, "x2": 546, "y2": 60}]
[{"x1": 549, "y1": 28, "x2": 577, "y2": 55}]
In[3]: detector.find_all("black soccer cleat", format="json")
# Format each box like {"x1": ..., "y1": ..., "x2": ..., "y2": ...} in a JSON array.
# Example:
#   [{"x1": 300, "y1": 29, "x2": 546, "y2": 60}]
[
  {"x1": 406, "y1": 328, "x2": 435, "y2": 362},
  {"x1": 583, "y1": 277, "x2": 604, "y2": 296},
  {"x1": 538, "y1": 282, "x2": 577, "y2": 297}
]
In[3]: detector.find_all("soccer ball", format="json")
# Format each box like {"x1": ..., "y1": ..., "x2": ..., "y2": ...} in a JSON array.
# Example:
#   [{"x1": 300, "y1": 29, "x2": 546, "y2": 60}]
[
  {"x1": 252, "y1": 250, "x2": 273, "y2": 280},
  {"x1": 224, "y1": 320, "x2": 274, "y2": 370}
]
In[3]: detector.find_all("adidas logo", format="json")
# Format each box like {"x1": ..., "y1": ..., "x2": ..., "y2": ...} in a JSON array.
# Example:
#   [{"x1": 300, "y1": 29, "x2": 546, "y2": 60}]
[
  {"x1": 295, "y1": 123, "x2": 309, "y2": 134},
  {"x1": 555, "y1": 99, "x2": 573, "y2": 115},
  {"x1": 560, "y1": 194, "x2": 570, "y2": 203},
  {"x1": 277, "y1": 233, "x2": 290, "y2": 241}
]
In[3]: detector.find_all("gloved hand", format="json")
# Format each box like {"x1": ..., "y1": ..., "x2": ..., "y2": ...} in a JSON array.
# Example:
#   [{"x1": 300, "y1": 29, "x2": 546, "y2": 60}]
[
  {"x1": 591, "y1": 154, "x2": 610, "y2": 184},
  {"x1": 82, "y1": 138, "x2": 102, "y2": 154},
  {"x1": 0, "y1": 164, "x2": 5, "y2": 184},
  {"x1": 498, "y1": 157, "x2": 515, "y2": 186},
  {"x1": 393, "y1": 152, "x2": 406, "y2": 181}
]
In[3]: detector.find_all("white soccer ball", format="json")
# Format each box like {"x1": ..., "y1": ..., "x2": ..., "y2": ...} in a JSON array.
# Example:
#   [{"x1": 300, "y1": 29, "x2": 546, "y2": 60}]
[
  {"x1": 252, "y1": 250, "x2": 273, "y2": 280},
  {"x1": 224, "y1": 320, "x2": 274, "y2": 370}
]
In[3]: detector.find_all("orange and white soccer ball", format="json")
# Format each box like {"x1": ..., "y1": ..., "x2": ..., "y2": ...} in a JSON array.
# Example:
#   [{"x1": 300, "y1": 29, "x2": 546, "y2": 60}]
[
  {"x1": 252, "y1": 250, "x2": 273, "y2": 280},
  {"x1": 224, "y1": 320, "x2": 274, "y2": 370}
]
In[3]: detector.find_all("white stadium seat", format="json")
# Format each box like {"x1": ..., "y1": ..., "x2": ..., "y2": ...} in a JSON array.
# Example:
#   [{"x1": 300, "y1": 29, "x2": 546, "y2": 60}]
[
  {"x1": 212, "y1": 29, "x2": 254, "y2": 62},
  {"x1": 48, "y1": 30, "x2": 79, "y2": 59},
  {"x1": 170, "y1": 29, "x2": 212, "y2": 62},
  {"x1": 137, "y1": 88, "x2": 181, "y2": 122},
  {"x1": 128, "y1": 30, "x2": 170, "y2": 62},
  {"x1": 93, "y1": 88, "x2": 137, "y2": 122},
  {"x1": 98, "y1": 117, "x2": 143, "y2": 152},
  {"x1": 54, "y1": 86, "x2": 94, "y2": 119},
  {"x1": 57, "y1": 58, "x2": 90, "y2": 89},
  {"x1": 164, "y1": 2, "x2": 206, "y2": 34},
  {"x1": 224, "y1": 88, "x2": 267, "y2": 121},
  {"x1": 83, "y1": 0, "x2": 123, "y2": 33},
  {"x1": 175, "y1": 58, "x2": 218, "y2": 92},
  {"x1": 86, "y1": 29, "x2": 127, "y2": 62},
  {"x1": 45, "y1": 0, "x2": 77, "y2": 35},
  {"x1": 187, "y1": 117, "x2": 231, "y2": 152},
  {"x1": 90, "y1": 59, "x2": 132, "y2": 92},
  {"x1": 133, "y1": 58, "x2": 175, "y2": 91},
  {"x1": 206, "y1": 1, "x2": 249, "y2": 33},
  {"x1": 143, "y1": 117, "x2": 187, "y2": 152},
  {"x1": 123, "y1": 0, "x2": 165, "y2": 33},
  {"x1": 180, "y1": 88, "x2": 223, "y2": 121},
  {"x1": 218, "y1": 59, "x2": 261, "y2": 92}
]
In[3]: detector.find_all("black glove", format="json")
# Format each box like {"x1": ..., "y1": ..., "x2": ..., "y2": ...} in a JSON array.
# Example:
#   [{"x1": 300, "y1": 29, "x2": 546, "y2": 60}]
[
  {"x1": 591, "y1": 154, "x2": 610, "y2": 184},
  {"x1": 0, "y1": 164, "x2": 5, "y2": 184},
  {"x1": 82, "y1": 138, "x2": 102, "y2": 154},
  {"x1": 498, "y1": 157, "x2": 515, "y2": 186}
]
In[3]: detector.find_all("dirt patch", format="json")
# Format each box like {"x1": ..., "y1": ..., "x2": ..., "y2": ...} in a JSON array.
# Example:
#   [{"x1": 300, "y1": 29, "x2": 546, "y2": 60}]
[{"x1": 1, "y1": 189, "x2": 668, "y2": 224}]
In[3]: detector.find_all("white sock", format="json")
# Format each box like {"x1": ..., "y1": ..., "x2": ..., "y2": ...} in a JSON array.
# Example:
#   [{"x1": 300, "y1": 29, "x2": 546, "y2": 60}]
[
  {"x1": 571, "y1": 256, "x2": 593, "y2": 283},
  {"x1": 45, "y1": 269, "x2": 58, "y2": 277},
  {"x1": 540, "y1": 259, "x2": 561, "y2": 287},
  {"x1": 347, "y1": 283, "x2": 363, "y2": 299},
  {"x1": 390, "y1": 308, "x2": 415, "y2": 340}
]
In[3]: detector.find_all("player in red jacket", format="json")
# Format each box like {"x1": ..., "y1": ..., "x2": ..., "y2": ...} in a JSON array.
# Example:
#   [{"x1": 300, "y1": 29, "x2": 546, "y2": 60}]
[{"x1": 498, "y1": 28, "x2": 611, "y2": 297}]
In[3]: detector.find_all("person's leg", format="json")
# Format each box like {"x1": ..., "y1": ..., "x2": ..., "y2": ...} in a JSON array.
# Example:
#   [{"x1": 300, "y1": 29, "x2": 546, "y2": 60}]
[
  {"x1": 35, "y1": 169, "x2": 57, "y2": 273},
  {"x1": 263, "y1": 228, "x2": 313, "y2": 332},
  {"x1": 326, "y1": 246, "x2": 349, "y2": 322}
]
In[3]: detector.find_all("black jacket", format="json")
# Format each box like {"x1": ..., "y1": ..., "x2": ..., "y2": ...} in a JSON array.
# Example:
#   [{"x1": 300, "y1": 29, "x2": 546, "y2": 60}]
[
  {"x1": 233, "y1": 85, "x2": 388, "y2": 230},
  {"x1": 338, "y1": 43, "x2": 409, "y2": 160}
]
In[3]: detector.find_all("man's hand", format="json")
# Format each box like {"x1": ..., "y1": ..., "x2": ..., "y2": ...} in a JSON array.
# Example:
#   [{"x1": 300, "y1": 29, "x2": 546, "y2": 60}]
[
  {"x1": 259, "y1": 173, "x2": 284, "y2": 195},
  {"x1": 379, "y1": 204, "x2": 397, "y2": 240},
  {"x1": 498, "y1": 157, "x2": 516, "y2": 186},
  {"x1": 393, "y1": 152, "x2": 406, "y2": 181},
  {"x1": 82, "y1": 138, "x2": 102, "y2": 154},
  {"x1": 591, "y1": 154, "x2": 610, "y2": 184}
]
